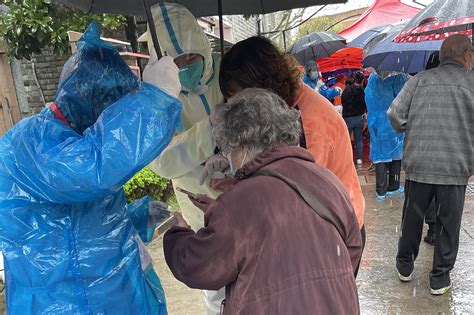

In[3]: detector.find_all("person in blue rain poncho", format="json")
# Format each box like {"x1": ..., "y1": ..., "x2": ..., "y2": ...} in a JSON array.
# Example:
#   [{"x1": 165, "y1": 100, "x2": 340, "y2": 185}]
[
  {"x1": 0, "y1": 22, "x2": 182, "y2": 314},
  {"x1": 365, "y1": 71, "x2": 408, "y2": 200},
  {"x1": 302, "y1": 61, "x2": 341, "y2": 103},
  {"x1": 302, "y1": 60, "x2": 320, "y2": 90}
]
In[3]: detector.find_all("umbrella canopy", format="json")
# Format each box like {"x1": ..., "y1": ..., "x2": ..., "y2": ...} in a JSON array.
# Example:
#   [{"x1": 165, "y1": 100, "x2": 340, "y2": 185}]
[
  {"x1": 289, "y1": 32, "x2": 346, "y2": 66},
  {"x1": 393, "y1": 0, "x2": 474, "y2": 43},
  {"x1": 363, "y1": 22, "x2": 442, "y2": 73},
  {"x1": 347, "y1": 24, "x2": 388, "y2": 48},
  {"x1": 57, "y1": 0, "x2": 347, "y2": 58},
  {"x1": 317, "y1": 47, "x2": 362, "y2": 73},
  {"x1": 338, "y1": 0, "x2": 421, "y2": 42},
  {"x1": 56, "y1": 0, "x2": 345, "y2": 17}
]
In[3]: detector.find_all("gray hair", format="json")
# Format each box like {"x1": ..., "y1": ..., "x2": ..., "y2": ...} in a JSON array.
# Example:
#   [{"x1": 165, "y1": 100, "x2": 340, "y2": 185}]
[
  {"x1": 439, "y1": 34, "x2": 472, "y2": 62},
  {"x1": 212, "y1": 88, "x2": 301, "y2": 156}
]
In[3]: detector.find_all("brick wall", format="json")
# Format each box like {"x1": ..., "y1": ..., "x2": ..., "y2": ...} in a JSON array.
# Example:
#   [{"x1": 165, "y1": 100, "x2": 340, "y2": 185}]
[
  {"x1": 18, "y1": 51, "x2": 69, "y2": 116},
  {"x1": 229, "y1": 16, "x2": 258, "y2": 43}
]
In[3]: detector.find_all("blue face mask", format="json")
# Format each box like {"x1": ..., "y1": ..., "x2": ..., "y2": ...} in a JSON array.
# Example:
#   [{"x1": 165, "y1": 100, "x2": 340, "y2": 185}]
[
  {"x1": 179, "y1": 59, "x2": 204, "y2": 92},
  {"x1": 226, "y1": 150, "x2": 248, "y2": 177},
  {"x1": 310, "y1": 71, "x2": 319, "y2": 81}
]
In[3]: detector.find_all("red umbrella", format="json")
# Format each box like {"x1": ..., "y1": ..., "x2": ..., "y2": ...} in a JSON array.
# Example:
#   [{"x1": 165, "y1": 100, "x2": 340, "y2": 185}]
[
  {"x1": 317, "y1": 47, "x2": 363, "y2": 73},
  {"x1": 394, "y1": 16, "x2": 474, "y2": 43}
]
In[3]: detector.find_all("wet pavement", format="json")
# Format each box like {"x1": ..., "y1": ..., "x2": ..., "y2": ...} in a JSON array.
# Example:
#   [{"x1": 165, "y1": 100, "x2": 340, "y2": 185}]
[{"x1": 0, "y1": 169, "x2": 472, "y2": 314}]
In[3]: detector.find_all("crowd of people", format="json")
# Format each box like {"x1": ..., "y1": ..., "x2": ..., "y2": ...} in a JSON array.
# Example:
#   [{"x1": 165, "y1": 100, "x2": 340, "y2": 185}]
[{"x1": 0, "y1": 2, "x2": 472, "y2": 314}]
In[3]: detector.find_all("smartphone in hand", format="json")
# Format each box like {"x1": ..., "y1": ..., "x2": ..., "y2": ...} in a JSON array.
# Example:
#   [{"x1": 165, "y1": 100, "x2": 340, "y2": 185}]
[{"x1": 176, "y1": 187, "x2": 198, "y2": 199}]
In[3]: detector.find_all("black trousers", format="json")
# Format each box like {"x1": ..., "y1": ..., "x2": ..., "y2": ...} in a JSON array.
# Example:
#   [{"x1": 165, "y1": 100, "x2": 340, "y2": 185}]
[
  {"x1": 374, "y1": 160, "x2": 401, "y2": 196},
  {"x1": 425, "y1": 197, "x2": 437, "y2": 234},
  {"x1": 396, "y1": 180, "x2": 466, "y2": 289}
]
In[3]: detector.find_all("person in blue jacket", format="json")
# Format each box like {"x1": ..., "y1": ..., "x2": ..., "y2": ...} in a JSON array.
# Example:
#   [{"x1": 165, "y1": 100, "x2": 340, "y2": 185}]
[
  {"x1": 0, "y1": 22, "x2": 182, "y2": 314},
  {"x1": 365, "y1": 71, "x2": 408, "y2": 200},
  {"x1": 302, "y1": 60, "x2": 320, "y2": 89},
  {"x1": 302, "y1": 61, "x2": 341, "y2": 102}
]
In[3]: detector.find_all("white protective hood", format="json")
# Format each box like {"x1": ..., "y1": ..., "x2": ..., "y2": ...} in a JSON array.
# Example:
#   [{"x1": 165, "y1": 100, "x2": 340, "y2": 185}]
[{"x1": 149, "y1": 2, "x2": 215, "y2": 90}]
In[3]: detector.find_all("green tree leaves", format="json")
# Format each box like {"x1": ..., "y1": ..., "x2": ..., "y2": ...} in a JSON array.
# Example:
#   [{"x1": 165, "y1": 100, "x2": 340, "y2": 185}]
[
  {"x1": 297, "y1": 16, "x2": 345, "y2": 39},
  {"x1": 0, "y1": 0, "x2": 125, "y2": 60},
  {"x1": 123, "y1": 168, "x2": 174, "y2": 204}
]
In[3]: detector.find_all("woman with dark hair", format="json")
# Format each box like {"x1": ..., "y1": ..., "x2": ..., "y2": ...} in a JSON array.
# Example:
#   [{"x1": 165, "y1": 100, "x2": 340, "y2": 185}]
[{"x1": 201, "y1": 36, "x2": 366, "y2": 273}]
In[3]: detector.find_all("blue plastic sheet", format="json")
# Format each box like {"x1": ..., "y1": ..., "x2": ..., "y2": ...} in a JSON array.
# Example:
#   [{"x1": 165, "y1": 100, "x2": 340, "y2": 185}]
[
  {"x1": 0, "y1": 22, "x2": 181, "y2": 314},
  {"x1": 127, "y1": 196, "x2": 157, "y2": 244},
  {"x1": 365, "y1": 73, "x2": 408, "y2": 163},
  {"x1": 319, "y1": 84, "x2": 340, "y2": 101}
]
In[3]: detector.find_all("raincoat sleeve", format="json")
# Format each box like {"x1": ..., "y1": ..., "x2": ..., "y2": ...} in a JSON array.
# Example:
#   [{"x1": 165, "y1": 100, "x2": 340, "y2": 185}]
[
  {"x1": 127, "y1": 196, "x2": 156, "y2": 244},
  {"x1": 12, "y1": 83, "x2": 181, "y2": 204},
  {"x1": 148, "y1": 117, "x2": 215, "y2": 179},
  {"x1": 163, "y1": 201, "x2": 238, "y2": 290},
  {"x1": 387, "y1": 76, "x2": 418, "y2": 132}
]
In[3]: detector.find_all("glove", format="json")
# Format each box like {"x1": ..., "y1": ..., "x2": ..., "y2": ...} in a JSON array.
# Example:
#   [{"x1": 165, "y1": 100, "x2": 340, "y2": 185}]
[
  {"x1": 335, "y1": 105, "x2": 343, "y2": 115},
  {"x1": 333, "y1": 87, "x2": 343, "y2": 96},
  {"x1": 199, "y1": 154, "x2": 229, "y2": 185},
  {"x1": 143, "y1": 51, "x2": 181, "y2": 98}
]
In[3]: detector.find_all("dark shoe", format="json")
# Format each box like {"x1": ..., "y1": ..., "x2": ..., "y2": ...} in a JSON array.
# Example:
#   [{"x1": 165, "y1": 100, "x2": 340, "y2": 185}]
[{"x1": 424, "y1": 233, "x2": 436, "y2": 246}]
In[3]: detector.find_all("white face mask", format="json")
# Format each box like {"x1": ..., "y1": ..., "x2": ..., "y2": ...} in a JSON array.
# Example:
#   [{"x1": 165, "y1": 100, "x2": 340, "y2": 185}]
[{"x1": 226, "y1": 150, "x2": 248, "y2": 176}]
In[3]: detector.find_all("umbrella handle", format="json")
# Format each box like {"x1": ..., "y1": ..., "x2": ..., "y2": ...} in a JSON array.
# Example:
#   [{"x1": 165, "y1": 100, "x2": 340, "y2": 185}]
[{"x1": 142, "y1": 0, "x2": 163, "y2": 59}]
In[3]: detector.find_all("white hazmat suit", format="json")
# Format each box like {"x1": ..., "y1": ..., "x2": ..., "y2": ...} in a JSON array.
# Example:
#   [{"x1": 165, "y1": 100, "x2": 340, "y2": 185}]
[{"x1": 147, "y1": 3, "x2": 225, "y2": 314}]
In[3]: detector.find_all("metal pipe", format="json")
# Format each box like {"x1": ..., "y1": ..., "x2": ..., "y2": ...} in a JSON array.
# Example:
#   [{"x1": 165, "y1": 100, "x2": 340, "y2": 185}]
[
  {"x1": 217, "y1": 0, "x2": 225, "y2": 56},
  {"x1": 142, "y1": 0, "x2": 163, "y2": 59},
  {"x1": 283, "y1": 30, "x2": 287, "y2": 51}
]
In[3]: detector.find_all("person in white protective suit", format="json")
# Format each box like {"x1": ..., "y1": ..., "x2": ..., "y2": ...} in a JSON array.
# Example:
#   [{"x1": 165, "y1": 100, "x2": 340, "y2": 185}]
[{"x1": 146, "y1": 3, "x2": 226, "y2": 314}]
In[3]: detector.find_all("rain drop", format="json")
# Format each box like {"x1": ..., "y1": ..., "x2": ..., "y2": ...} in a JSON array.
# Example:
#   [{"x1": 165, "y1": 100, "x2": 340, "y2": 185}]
[
  {"x1": 337, "y1": 245, "x2": 341, "y2": 257},
  {"x1": 412, "y1": 287, "x2": 417, "y2": 297}
]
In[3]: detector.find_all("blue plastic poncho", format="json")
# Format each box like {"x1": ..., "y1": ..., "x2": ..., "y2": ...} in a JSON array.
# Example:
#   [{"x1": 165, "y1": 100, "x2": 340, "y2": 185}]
[
  {"x1": 319, "y1": 84, "x2": 340, "y2": 101},
  {"x1": 365, "y1": 73, "x2": 408, "y2": 163},
  {"x1": 0, "y1": 22, "x2": 181, "y2": 314}
]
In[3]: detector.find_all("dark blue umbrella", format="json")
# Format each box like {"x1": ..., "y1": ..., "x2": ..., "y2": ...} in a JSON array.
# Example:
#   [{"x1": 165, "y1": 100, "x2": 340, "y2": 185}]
[
  {"x1": 347, "y1": 24, "x2": 389, "y2": 48},
  {"x1": 289, "y1": 32, "x2": 346, "y2": 66},
  {"x1": 362, "y1": 22, "x2": 443, "y2": 73}
]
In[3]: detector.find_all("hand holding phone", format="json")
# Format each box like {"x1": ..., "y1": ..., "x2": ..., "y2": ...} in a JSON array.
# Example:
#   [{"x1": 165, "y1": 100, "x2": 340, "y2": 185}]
[{"x1": 176, "y1": 187, "x2": 198, "y2": 199}]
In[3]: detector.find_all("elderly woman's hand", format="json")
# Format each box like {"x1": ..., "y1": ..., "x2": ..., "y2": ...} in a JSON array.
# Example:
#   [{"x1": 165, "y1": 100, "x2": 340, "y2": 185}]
[
  {"x1": 174, "y1": 212, "x2": 190, "y2": 229},
  {"x1": 209, "y1": 176, "x2": 236, "y2": 192},
  {"x1": 189, "y1": 194, "x2": 215, "y2": 213}
]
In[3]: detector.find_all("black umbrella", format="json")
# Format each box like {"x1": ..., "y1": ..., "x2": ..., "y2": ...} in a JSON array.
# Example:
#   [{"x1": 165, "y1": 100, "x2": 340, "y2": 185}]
[
  {"x1": 289, "y1": 31, "x2": 346, "y2": 66},
  {"x1": 56, "y1": 0, "x2": 347, "y2": 58},
  {"x1": 58, "y1": 0, "x2": 345, "y2": 18},
  {"x1": 347, "y1": 24, "x2": 389, "y2": 49}
]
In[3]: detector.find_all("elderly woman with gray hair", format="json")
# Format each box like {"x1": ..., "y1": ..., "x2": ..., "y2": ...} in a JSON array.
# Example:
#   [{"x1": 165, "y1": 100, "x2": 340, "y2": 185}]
[{"x1": 164, "y1": 88, "x2": 362, "y2": 314}]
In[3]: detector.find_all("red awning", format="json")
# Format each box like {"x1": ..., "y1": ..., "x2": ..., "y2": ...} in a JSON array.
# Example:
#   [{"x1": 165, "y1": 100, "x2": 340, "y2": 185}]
[{"x1": 339, "y1": 0, "x2": 421, "y2": 42}]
